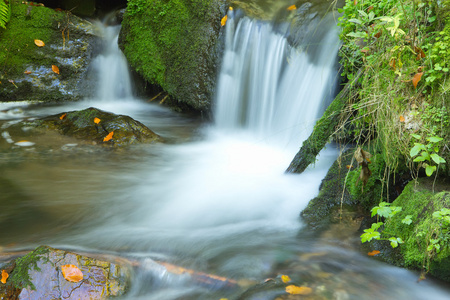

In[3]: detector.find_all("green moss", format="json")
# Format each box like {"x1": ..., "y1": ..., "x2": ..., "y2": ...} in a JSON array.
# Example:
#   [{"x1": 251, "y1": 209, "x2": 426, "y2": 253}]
[
  {"x1": 383, "y1": 181, "x2": 450, "y2": 280},
  {"x1": 9, "y1": 246, "x2": 49, "y2": 290},
  {"x1": 0, "y1": 1, "x2": 67, "y2": 78}
]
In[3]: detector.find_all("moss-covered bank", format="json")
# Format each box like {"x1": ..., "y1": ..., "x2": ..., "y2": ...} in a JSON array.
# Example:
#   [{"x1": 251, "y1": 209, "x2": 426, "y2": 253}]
[{"x1": 118, "y1": 0, "x2": 224, "y2": 112}]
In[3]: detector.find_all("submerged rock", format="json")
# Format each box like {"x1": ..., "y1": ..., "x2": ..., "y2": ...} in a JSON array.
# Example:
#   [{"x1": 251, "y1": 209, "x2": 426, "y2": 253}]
[
  {"x1": 12, "y1": 107, "x2": 161, "y2": 147},
  {"x1": 0, "y1": 246, "x2": 131, "y2": 299},
  {"x1": 0, "y1": 2, "x2": 99, "y2": 102}
]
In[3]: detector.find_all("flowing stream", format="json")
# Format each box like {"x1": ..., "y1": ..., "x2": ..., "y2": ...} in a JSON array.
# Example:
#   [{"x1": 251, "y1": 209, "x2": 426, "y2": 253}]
[{"x1": 1, "y1": 5, "x2": 450, "y2": 300}]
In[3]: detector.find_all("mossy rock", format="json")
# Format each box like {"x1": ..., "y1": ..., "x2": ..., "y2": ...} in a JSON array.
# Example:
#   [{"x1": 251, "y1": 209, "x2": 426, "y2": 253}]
[
  {"x1": 118, "y1": 0, "x2": 224, "y2": 112},
  {"x1": 380, "y1": 178, "x2": 450, "y2": 281},
  {"x1": 0, "y1": 1, "x2": 99, "y2": 102},
  {"x1": 13, "y1": 107, "x2": 161, "y2": 147},
  {"x1": 0, "y1": 245, "x2": 132, "y2": 299}
]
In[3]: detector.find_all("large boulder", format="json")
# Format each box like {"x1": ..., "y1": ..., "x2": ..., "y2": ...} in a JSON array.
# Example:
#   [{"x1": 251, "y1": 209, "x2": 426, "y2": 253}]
[
  {"x1": 0, "y1": 2, "x2": 99, "y2": 102},
  {"x1": 118, "y1": 0, "x2": 224, "y2": 112},
  {"x1": 0, "y1": 246, "x2": 132, "y2": 299}
]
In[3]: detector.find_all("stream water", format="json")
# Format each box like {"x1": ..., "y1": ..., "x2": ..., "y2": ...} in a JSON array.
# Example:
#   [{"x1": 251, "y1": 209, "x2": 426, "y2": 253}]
[{"x1": 1, "y1": 4, "x2": 450, "y2": 300}]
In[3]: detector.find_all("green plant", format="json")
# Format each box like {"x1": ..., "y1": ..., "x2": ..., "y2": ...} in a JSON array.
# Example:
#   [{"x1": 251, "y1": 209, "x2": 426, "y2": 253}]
[
  {"x1": 409, "y1": 134, "x2": 446, "y2": 176},
  {"x1": 361, "y1": 202, "x2": 412, "y2": 248},
  {"x1": 0, "y1": 0, "x2": 11, "y2": 29}
]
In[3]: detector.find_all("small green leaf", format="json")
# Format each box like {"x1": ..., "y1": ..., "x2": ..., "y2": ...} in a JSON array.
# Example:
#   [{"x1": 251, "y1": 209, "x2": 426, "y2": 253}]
[
  {"x1": 411, "y1": 134, "x2": 422, "y2": 140},
  {"x1": 427, "y1": 136, "x2": 443, "y2": 143},
  {"x1": 402, "y1": 215, "x2": 413, "y2": 225},
  {"x1": 347, "y1": 31, "x2": 368, "y2": 38},
  {"x1": 425, "y1": 165, "x2": 436, "y2": 176},
  {"x1": 430, "y1": 153, "x2": 444, "y2": 165},
  {"x1": 413, "y1": 156, "x2": 426, "y2": 162},
  {"x1": 348, "y1": 18, "x2": 362, "y2": 25}
]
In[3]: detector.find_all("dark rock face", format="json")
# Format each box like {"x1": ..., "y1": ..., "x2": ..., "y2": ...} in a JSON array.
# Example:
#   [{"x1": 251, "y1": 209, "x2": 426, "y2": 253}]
[
  {"x1": 0, "y1": 246, "x2": 131, "y2": 299},
  {"x1": 118, "y1": 0, "x2": 225, "y2": 112},
  {"x1": 0, "y1": 3, "x2": 99, "y2": 102},
  {"x1": 23, "y1": 107, "x2": 162, "y2": 147}
]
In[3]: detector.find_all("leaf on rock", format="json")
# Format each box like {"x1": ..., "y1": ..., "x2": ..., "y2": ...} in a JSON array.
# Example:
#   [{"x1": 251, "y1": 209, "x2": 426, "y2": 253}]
[
  {"x1": 287, "y1": 5, "x2": 296, "y2": 11},
  {"x1": 60, "y1": 113, "x2": 67, "y2": 120},
  {"x1": 94, "y1": 117, "x2": 101, "y2": 124},
  {"x1": 52, "y1": 65, "x2": 60, "y2": 74},
  {"x1": 61, "y1": 264, "x2": 83, "y2": 283},
  {"x1": 412, "y1": 72, "x2": 423, "y2": 88},
  {"x1": 368, "y1": 250, "x2": 380, "y2": 256},
  {"x1": 281, "y1": 275, "x2": 291, "y2": 283},
  {"x1": 286, "y1": 285, "x2": 312, "y2": 295},
  {"x1": 1, "y1": 270, "x2": 8, "y2": 284},
  {"x1": 221, "y1": 15, "x2": 227, "y2": 26},
  {"x1": 103, "y1": 131, "x2": 114, "y2": 142},
  {"x1": 34, "y1": 39, "x2": 45, "y2": 47},
  {"x1": 399, "y1": 115, "x2": 405, "y2": 122},
  {"x1": 24, "y1": 70, "x2": 32, "y2": 74}
]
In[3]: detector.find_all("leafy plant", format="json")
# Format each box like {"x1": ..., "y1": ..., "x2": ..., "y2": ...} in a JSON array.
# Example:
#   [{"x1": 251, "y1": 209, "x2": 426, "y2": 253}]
[
  {"x1": 0, "y1": 0, "x2": 10, "y2": 29},
  {"x1": 409, "y1": 134, "x2": 446, "y2": 176}
]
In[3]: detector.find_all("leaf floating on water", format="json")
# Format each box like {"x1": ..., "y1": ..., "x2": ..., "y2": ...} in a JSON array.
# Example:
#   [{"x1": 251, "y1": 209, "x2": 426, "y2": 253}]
[
  {"x1": 24, "y1": 70, "x2": 32, "y2": 74},
  {"x1": 103, "y1": 131, "x2": 114, "y2": 142},
  {"x1": 52, "y1": 65, "x2": 60, "y2": 74},
  {"x1": 399, "y1": 115, "x2": 405, "y2": 122},
  {"x1": 1, "y1": 270, "x2": 8, "y2": 284},
  {"x1": 60, "y1": 113, "x2": 67, "y2": 120},
  {"x1": 15, "y1": 140, "x2": 35, "y2": 147},
  {"x1": 94, "y1": 117, "x2": 101, "y2": 124},
  {"x1": 286, "y1": 285, "x2": 312, "y2": 295},
  {"x1": 287, "y1": 5, "x2": 296, "y2": 11},
  {"x1": 412, "y1": 72, "x2": 423, "y2": 89},
  {"x1": 34, "y1": 39, "x2": 45, "y2": 47},
  {"x1": 61, "y1": 264, "x2": 83, "y2": 283},
  {"x1": 281, "y1": 275, "x2": 291, "y2": 283},
  {"x1": 221, "y1": 15, "x2": 227, "y2": 26},
  {"x1": 368, "y1": 250, "x2": 381, "y2": 256}
]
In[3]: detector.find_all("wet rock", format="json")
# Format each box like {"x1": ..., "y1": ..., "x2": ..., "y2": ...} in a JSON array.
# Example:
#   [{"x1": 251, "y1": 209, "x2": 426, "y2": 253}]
[
  {"x1": 11, "y1": 107, "x2": 161, "y2": 147},
  {"x1": 0, "y1": 2, "x2": 99, "y2": 102},
  {"x1": 0, "y1": 246, "x2": 132, "y2": 299}
]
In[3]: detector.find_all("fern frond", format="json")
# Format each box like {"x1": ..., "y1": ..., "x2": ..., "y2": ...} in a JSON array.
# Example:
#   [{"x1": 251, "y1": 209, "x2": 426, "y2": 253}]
[{"x1": 0, "y1": 0, "x2": 11, "y2": 29}]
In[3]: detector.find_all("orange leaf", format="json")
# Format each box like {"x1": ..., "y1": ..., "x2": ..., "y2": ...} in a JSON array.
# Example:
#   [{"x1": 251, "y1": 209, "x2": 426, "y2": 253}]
[
  {"x1": 346, "y1": 165, "x2": 353, "y2": 169},
  {"x1": 52, "y1": 65, "x2": 60, "y2": 74},
  {"x1": 60, "y1": 113, "x2": 67, "y2": 120},
  {"x1": 287, "y1": 5, "x2": 296, "y2": 11},
  {"x1": 34, "y1": 39, "x2": 45, "y2": 47},
  {"x1": 368, "y1": 250, "x2": 381, "y2": 256},
  {"x1": 399, "y1": 115, "x2": 405, "y2": 122},
  {"x1": 221, "y1": 15, "x2": 227, "y2": 26},
  {"x1": 61, "y1": 264, "x2": 83, "y2": 283},
  {"x1": 354, "y1": 0, "x2": 358, "y2": 5},
  {"x1": 1, "y1": 270, "x2": 8, "y2": 284},
  {"x1": 414, "y1": 46, "x2": 426, "y2": 59},
  {"x1": 285, "y1": 285, "x2": 312, "y2": 295},
  {"x1": 281, "y1": 275, "x2": 291, "y2": 283},
  {"x1": 103, "y1": 131, "x2": 114, "y2": 142},
  {"x1": 24, "y1": 70, "x2": 32, "y2": 74},
  {"x1": 94, "y1": 117, "x2": 101, "y2": 124},
  {"x1": 412, "y1": 72, "x2": 423, "y2": 89}
]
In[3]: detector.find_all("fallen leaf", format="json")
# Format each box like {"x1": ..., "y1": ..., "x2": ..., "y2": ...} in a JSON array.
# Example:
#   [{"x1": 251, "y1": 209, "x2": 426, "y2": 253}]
[
  {"x1": 103, "y1": 131, "x2": 114, "y2": 142},
  {"x1": 354, "y1": 147, "x2": 372, "y2": 164},
  {"x1": 52, "y1": 65, "x2": 60, "y2": 74},
  {"x1": 367, "y1": 5, "x2": 374, "y2": 12},
  {"x1": 34, "y1": 39, "x2": 45, "y2": 47},
  {"x1": 61, "y1": 264, "x2": 83, "y2": 283},
  {"x1": 287, "y1": 5, "x2": 296, "y2": 11},
  {"x1": 346, "y1": 165, "x2": 353, "y2": 169},
  {"x1": 94, "y1": 117, "x2": 101, "y2": 124},
  {"x1": 1, "y1": 270, "x2": 8, "y2": 284},
  {"x1": 286, "y1": 285, "x2": 312, "y2": 295},
  {"x1": 221, "y1": 15, "x2": 227, "y2": 26},
  {"x1": 15, "y1": 140, "x2": 35, "y2": 147},
  {"x1": 389, "y1": 58, "x2": 396, "y2": 70},
  {"x1": 229, "y1": 7, "x2": 233, "y2": 11},
  {"x1": 60, "y1": 113, "x2": 67, "y2": 120},
  {"x1": 354, "y1": 0, "x2": 357, "y2": 5},
  {"x1": 24, "y1": 70, "x2": 32, "y2": 74},
  {"x1": 399, "y1": 115, "x2": 405, "y2": 122},
  {"x1": 368, "y1": 250, "x2": 381, "y2": 256},
  {"x1": 8, "y1": 80, "x2": 18, "y2": 88},
  {"x1": 281, "y1": 275, "x2": 291, "y2": 283},
  {"x1": 412, "y1": 72, "x2": 423, "y2": 89},
  {"x1": 414, "y1": 46, "x2": 426, "y2": 59}
]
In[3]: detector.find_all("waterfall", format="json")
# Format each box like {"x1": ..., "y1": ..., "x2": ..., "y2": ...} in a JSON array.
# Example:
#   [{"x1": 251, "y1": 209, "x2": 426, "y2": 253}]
[
  {"x1": 91, "y1": 23, "x2": 133, "y2": 101},
  {"x1": 214, "y1": 11, "x2": 340, "y2": 150}
]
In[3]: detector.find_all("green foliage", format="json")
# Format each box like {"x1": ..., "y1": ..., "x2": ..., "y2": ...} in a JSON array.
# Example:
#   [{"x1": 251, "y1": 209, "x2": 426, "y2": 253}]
[
  {"x1": 0, "y1": 0, "x2": 11, "y2": 29},
  {"x1": 9, "y1": 246, "x2": 49, "y2": 290},
  {"x1": 410, "y1": 133, "x2": 446, "y2": 176}
]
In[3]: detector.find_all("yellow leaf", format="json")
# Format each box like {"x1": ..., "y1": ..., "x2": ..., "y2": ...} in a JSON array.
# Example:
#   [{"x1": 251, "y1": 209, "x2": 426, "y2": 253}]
[
  {"x1": 281, "y1": 275, "x2": 291, "y2": 283},
  {"x1": 103, "y1": 131, "x2": 114, "y2": 142},
  {"x1": 399, "y1": 115, "x2": 405, "y2": 122},
  {"x1": 60, "y1": 113, "x2": 67, "y2": 120},
  {"x1": 1, "y1": 270, "x2": 8, "y2": 284},
  {"x1": 221, "y1": 15, "x2": 228, "y2": 26},
  {"x1": 94, "y1": 117, "x2": 101, "y2": 124},
  {"x1": 368, "y1": 250, "x2": 381, "y2": 256},
  {"x1": 287, "y1": 5, "x2": 296, "y2": 11},
  {"x1": 61, "y1": 264, "x2": 83, "y2": 283},
  {"x1": 34, "y1": 39, "x2": 45, "y2": 47},
  {"x1": 285, "y1": 285, "x2": 312, "y2": 295},
  {"x1": 24, "y1": 70, "x2": 32, "y2": 74},
  {"x1": 412, "y1": 72, "x2": 423, "y2": 89},
  {"x1": 52, "y1": 65, "x2": 60, "y2": 74},
  {"x1": 229, "y1": 7, "x2": 233, "y2": 11}
]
